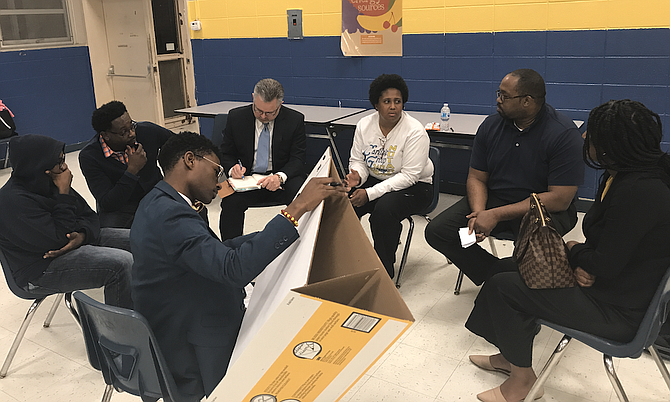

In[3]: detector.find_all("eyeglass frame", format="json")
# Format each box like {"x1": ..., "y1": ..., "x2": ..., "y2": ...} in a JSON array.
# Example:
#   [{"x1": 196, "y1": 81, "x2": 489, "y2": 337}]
[
  {"x1": 107, "y1": 120, "x2": 138, "y2": 137},
  {"x1": 252, "y1": 102, "x2": 281, "y2": 118},
  {"x1": 195, "y1": 154, "x2": 225, "y2": 179},
  {"x1": 496, "y1": 89, "x2": 532, "y2": 103},
  {"x1": 54, "y1": 154, "x2": 66, "y2": 171}
]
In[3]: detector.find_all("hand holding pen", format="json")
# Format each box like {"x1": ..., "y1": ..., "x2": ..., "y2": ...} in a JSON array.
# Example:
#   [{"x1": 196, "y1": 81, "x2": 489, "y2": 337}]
[{"x1": 230, "y1": 159, "x2": 246, "y2": 179}]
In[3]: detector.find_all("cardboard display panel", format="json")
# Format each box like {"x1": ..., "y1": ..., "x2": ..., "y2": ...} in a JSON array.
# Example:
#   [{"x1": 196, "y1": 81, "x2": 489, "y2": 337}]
[{"x1": 209, "y1": 149, "x2": 414, "y2": 402}]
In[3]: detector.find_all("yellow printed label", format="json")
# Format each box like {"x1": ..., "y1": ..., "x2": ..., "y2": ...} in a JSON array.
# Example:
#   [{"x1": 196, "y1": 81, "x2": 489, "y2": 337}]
[{"x1": 242, "y1": 295, "x2": 405, "y2": 401}]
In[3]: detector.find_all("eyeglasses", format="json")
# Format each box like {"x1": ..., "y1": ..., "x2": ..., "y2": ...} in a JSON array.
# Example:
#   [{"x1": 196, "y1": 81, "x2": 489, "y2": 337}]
[
  {"x1": 108, "y1": 120, "x2": 137, "y2": 136},
  {"x1": 496, "y1": 90, "x2": 532, "y2": 102},
  {"x1": 196, "y1": 155, "x2": 225, "y2": 179},
  {"x1": 56, "y1": 154, "x2": 66, "y2": 170},
  {"x1": 252, "y1": 102, "x2": 281, "y2": 117}
]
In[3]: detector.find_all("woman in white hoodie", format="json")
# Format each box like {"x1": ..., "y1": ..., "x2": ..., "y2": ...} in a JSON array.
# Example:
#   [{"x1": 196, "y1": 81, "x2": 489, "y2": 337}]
[{"x1": 345, "y1": 74, "x2": 434, "y2": 278}]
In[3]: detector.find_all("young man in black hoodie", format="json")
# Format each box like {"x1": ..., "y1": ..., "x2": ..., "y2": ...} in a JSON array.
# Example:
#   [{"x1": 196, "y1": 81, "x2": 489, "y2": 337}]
[{"x1": 0, "y1": 134, "x2": 133, "y2": 308}]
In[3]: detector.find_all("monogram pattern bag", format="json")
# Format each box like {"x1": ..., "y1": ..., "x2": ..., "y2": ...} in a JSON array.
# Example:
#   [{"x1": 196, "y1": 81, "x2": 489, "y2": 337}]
[{"x1": 513, "y1": 193, "x2": 576, "y2": 289}]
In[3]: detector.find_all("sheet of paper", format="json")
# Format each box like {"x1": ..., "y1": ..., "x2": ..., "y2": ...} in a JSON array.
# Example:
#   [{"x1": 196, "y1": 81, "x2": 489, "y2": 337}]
[{"x1": 459, "y1": 227, "x2": 476, "y2": 248}]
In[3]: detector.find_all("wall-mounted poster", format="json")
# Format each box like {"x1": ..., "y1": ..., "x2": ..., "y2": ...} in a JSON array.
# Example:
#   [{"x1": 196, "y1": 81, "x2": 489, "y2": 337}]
[{"x1": 341, "y1": 0, "x2": 402, "y2": 57}]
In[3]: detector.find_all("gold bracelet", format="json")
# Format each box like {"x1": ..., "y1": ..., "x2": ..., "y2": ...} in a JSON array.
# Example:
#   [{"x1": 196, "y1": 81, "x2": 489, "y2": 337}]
[{"x1": 280, "y1": 209, "x2": 298, "y2": 227}]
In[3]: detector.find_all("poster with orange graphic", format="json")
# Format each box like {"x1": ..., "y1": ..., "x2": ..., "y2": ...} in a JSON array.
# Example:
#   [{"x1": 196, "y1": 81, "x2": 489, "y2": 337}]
[{"x1": 341, "y1": 0, "x2": 402, "y2": 56}]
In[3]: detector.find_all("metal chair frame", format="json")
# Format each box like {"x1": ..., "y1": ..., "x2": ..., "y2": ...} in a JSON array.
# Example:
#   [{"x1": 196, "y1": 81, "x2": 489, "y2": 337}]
[
  {"x1": 524, "y1": 267, "x2": 670, "y2": 401},
  {"x1": 395, "y1": 146, "x2": 440, "y2": 288},
  {"x1": 0, "y1": 249, "x2": 70, "y2": 378}
]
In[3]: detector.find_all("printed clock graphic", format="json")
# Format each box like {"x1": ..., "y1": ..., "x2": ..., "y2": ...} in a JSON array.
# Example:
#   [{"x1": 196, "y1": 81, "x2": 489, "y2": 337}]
[{"x1": 293, "y1": 341, "x2": 322, "y2": 359}]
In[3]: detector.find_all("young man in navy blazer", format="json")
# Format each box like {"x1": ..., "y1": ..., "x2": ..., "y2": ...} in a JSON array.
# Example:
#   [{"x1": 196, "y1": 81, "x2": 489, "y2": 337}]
[
  {"x1": 218, "y1": 78, "x2": 307, "y2": 240},
  {"x1": 130, "y1": 132, "x2": 343, "y2": 400}
]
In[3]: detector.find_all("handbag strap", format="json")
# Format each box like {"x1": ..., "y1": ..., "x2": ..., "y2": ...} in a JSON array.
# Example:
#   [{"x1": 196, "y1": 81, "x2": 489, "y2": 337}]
[{"x1": 530, "y1": 193, "x2": 548, "y2": 227}]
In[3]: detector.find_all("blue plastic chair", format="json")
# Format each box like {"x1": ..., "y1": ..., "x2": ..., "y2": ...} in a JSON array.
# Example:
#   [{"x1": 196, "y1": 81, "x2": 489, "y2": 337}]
[
  {"x1": 524, "y1": 267, "x2": 670, "y2": 401},
  {"x1": 72, "y1": 291, "x2": 184, "y2": 402},
  {"x1": 395, "y1": 146, "x2": 440, "y2": 288},
  {"x1": 0, "y1": 248, "x2": 70, "y2": 378}
]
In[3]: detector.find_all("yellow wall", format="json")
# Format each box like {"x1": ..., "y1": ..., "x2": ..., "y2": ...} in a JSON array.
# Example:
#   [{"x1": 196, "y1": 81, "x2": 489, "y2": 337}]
[{"x1": 187, "y1": 0, "x2": 670, "y2": 39}]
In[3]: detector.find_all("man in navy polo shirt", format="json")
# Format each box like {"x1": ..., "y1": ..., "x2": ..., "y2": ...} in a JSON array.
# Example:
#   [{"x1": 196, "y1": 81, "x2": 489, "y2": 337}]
[{"x1": 425, "y1": 69, "x2": 584, "y2": 286}]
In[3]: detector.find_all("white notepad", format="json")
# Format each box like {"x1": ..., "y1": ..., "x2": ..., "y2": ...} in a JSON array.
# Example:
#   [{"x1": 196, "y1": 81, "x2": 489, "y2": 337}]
[{"x1": 228, "y1": 174, "x2": 270, "y2": 192}]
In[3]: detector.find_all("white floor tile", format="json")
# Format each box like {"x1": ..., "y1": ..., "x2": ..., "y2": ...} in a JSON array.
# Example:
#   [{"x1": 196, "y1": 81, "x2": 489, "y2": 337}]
[
  {"x1": 373, "y1": 343, "x2": 458, "y2": 398},
  {"x1": 347, "y1": 376, "x2": 436, "y2": 402}
]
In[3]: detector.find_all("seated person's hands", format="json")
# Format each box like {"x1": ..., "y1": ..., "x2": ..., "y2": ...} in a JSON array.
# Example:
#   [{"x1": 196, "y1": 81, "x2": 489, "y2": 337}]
[
  {"x1": 573, "y1": 267, "x2": 596, "y2": 287},
  {"x1": 349, "y1": 188, "x2": 369, "y2": 207},
  {"x1": 126, "y1": 143, "x2": 147, "y2": 175},
  {"x1": 230, "y1": 163, "x2": 246, "y2": 179},
  {"x1": 344, "y1": 169, "x2": 361, "y2": 190},
  {"x1": 46, "y1": 165, "x2": 73, "y2": 195},
  {"x1": 466, "y1": 209, "x2": 500, "y2": 241},
  {"x1": 43, "y1": 231, "x2": 86, "y2": 259},
  {"x1": 283, "y1": 177, "x2": 346, "y2": 221},
  {"x1": 257, "y1": 174, "x2": 282, "y2": 192}
]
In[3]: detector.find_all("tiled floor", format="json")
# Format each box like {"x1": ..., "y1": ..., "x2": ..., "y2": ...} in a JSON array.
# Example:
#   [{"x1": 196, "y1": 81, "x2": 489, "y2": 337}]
[{"x1": 0, "y1": 150, "x2": 668, "y2": 401}]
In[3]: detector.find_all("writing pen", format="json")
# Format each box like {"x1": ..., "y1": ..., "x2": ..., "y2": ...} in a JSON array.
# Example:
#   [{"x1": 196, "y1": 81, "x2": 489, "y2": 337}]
[
  {"x1": 237, "y1": 159, "x2": 243, "y2": 168},
  {"x1": 328, "y1": 182, "x2": 342, "y2": 187}
]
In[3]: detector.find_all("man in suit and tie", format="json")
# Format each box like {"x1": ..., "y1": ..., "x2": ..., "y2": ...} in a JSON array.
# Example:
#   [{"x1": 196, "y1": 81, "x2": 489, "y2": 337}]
[
  {"x1": 218, "y1": 78, "x2": 307, "y2": 240},
  {"x1": 130, "y1": 132, "x2": 343, "y2": 400}
]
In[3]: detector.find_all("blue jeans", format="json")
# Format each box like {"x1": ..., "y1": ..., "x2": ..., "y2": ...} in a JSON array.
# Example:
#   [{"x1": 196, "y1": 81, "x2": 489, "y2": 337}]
[{"x1": 32, "y1": 228, "x2": 133, "y2": 308}]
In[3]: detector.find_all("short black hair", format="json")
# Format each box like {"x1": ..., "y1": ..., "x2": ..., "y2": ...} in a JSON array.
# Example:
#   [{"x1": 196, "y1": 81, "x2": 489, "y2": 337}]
[
  {"x1": 368, "y1": 74, "x2": 409, "y2": 107},
  {"x1": 91, "y1": 101, "x2": 127, "y2": 133},
  {"x1": 509, "y1": 69, "x2": 546, "y2": 104},
  {"x1": 585, "y1": 99, "x2": 670, "y2": 175},
  {"x1": 158, "y1": 132, "x2": 220, "y2": 173}
]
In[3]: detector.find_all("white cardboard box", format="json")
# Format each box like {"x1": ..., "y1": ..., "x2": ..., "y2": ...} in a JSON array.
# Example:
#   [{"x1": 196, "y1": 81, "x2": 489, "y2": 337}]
[{"x1": 208, "y1": 149, "x2": 415, "y2": 402}]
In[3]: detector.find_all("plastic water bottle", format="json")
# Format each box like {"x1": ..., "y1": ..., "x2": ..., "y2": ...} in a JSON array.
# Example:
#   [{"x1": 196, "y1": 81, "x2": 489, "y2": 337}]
[{"x1": 440, "y1": 103, "x2": 450, "y2": 132}]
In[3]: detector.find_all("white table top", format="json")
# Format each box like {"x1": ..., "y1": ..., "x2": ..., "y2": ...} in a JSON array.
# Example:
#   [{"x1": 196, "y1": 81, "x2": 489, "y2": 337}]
[
  {"x1": 331, "y1": 110, "x2": 583, "y2": 135},
  {"x1": 175, "y1": 101, "x2": 366, "y2": 125},
  {"x1": 330, "y1": 109, "x2": 488, "y2": 136}
]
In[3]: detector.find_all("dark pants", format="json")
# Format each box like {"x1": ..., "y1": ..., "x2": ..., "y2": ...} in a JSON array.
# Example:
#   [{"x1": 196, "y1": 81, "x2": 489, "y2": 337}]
[
  {"x1": 32, "y1": 228, "x2": 133, "y2": 309},
  {"x1": 219, "y1": 174, "x2": 305, "y2": 240},
  {"x1": 465, "y1": 262, "x2": 644, "y2": 367},
  {"x1": 354, "y1": 177, "x2": 433, "y2": 278},
  {"x1": 424, "y1": 194, "x2": 577, "y2": 285}
]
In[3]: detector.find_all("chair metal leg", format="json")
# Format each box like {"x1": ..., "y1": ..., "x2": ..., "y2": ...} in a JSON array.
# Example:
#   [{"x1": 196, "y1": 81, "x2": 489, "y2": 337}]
[
  {"x1": 64, "y1": 292, "x2": 80, "y2": 328},
  {"x1": 1, "y1": 297, "x2": 47, "y2": 378},
  {"x1": 43, "y1": 293, "x2": 64, "y2": 328},
  {"x1": 648, "y1": 345, "x2": 670, "y2": 392},
  {"x1": 396, "y1": 217, "x2": 415, "y2": 289},
  {"x1": 454, "y1": 270, "x2": 464, "y2": 295},
  {"x1": 525, "y1": 335, "x2": 572, "y2": 401},
  {"x1": 604, "y1": 354, "x2": 630, "y2": 402},
  {"x1": 101, "y1": 383, "x2": 114, "y2": 402}
]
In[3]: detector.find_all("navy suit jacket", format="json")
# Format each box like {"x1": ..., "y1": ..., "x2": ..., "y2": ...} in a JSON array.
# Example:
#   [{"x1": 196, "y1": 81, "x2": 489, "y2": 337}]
[
  {"x1": 219, "y1": 104, "x2": 306, "y2": 179},
  {"x1": 130, "y1": 181, "x2": 299, "y2": 400}
]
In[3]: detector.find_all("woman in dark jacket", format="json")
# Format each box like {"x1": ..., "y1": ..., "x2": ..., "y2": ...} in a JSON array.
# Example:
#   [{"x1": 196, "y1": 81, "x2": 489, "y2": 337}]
[{"x1": 465, "y1": 100, "x2": 670, "y2": 402}]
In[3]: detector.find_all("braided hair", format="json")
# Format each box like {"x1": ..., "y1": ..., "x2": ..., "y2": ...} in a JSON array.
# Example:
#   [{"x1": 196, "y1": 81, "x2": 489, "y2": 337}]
[{"x1": 584, "y1": 100, "x2": 670, "y2": 178}]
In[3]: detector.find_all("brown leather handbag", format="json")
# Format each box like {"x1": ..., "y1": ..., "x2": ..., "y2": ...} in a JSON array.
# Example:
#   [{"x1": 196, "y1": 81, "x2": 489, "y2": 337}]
[{"x1": 513, "y1": 193, "x2": 576, "y2": 289}]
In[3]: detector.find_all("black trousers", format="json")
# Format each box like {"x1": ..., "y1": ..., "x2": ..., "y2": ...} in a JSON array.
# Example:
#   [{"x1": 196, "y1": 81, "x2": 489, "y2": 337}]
[
  {"x1": 424, "y1": 194, "x2": 577, "y2": 285},
  {"x1": 354, "y1": 177, "x2": 433, "y2": 278},
  {"x1": 465, "y1": 261, "x2": 644, "y2": 368},
  {"x1": 219, "y1": 174, "x2": 305, "y2": 240}
]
